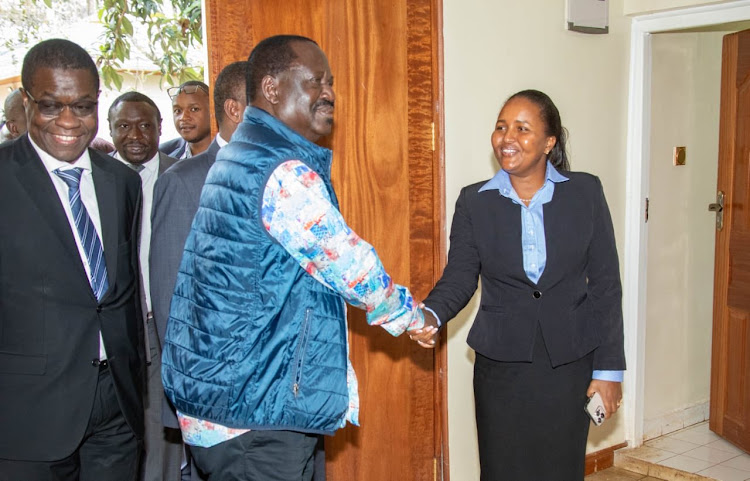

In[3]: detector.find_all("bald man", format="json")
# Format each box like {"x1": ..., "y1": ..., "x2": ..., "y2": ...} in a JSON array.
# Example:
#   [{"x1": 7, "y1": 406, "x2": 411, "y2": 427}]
[{"x1": 3, "y1": 89, "x2": 27, "y2": 140}]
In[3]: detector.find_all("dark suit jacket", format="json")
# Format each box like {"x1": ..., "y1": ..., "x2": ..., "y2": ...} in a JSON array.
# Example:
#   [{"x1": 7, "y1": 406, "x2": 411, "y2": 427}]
[
  {"x1": 424, "y1": 172, "x2": 625, "y2": 370},
  {"x1": 157, "y1": 152, "x2": 179, "y2": 176},
  {"x1": 159, "y1": 137, "x2": 187, "y2": 159},
  {"x1": 115, "y1": 151, "x2": 178, "y2": 177},
  {"x1": 149, "y1": 138, "x2": 219, "y2": 427},
  {"x1": 0, "y1": 135, "x2": 145, "y2": 461}
]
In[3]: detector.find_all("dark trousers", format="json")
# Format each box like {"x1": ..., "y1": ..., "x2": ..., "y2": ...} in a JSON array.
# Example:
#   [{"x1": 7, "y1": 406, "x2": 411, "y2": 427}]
[
  {"x1": 0, "y1": 366, "x2": 141, "y2": 481},
  {"x1": 312, "y1": 436, "x2": 326, "y2": 481},
  {"x1": 140, "y1": 317, "x2": 184, "y2": 481},
  {"x1": 474, "y1": 325, "x2": 593, "y2": 481},
  {"x1": 190, "y1": 430, "x2": 318, "y2": 481}
]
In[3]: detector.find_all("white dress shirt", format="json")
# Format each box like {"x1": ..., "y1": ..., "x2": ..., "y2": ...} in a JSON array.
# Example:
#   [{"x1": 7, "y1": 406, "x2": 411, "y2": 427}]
[
  {"x1": 114, "y1": 152, "x2": 159, "y2": 313},
  {"x1": 30, "y1": 137, "x2": 108, "y2": 360}
]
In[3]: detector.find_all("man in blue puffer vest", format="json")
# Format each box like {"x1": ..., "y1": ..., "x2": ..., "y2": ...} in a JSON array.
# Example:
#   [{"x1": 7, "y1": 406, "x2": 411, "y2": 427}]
[{"x1": 161, "y1": 35, "x2": 438, "y2": 480}]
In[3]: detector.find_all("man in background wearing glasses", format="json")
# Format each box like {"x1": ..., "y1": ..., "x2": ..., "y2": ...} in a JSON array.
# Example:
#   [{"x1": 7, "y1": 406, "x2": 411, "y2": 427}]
[
  {"x1": 0, "y1": 39, "x2": 145, "y2": 481},
  {"x1": 159, "y1": 81, "x2": 212, "y2": 160}
]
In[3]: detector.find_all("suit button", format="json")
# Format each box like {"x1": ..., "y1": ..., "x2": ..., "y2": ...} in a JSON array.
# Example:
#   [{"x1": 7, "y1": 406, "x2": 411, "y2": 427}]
[
  {"x1": 91, "y1": 359, "x2": 100, "y2": 367},
  {"x1": 96, "y1": 306, "x2": 102, "y2": 313},
  {"x1": 533, "y1": 290, "x2": 542, "y2": 299}
]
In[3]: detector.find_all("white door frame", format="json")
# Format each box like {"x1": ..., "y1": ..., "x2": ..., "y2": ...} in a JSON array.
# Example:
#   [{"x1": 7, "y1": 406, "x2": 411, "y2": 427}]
[{"x1": 623, "y1": 0, "x2": 750, "y2": 447}]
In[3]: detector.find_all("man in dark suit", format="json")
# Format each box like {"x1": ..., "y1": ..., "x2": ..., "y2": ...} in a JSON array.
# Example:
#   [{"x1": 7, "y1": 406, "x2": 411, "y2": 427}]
[
  {"x1": 149, "y1": 61, "x2": 247, "y2": 481},
  {"x1": 108, "y1": 92, "x2": 179, "y2": 481},
  {"x1": 151, "y1": 61, "x2": 247, "y2": 355},
  {"x1": 158, "y1": 81, "x2": 211, "y2": 160},
  {"x1": 0, "y1": 39, "x2": 145, "y2": 481}
]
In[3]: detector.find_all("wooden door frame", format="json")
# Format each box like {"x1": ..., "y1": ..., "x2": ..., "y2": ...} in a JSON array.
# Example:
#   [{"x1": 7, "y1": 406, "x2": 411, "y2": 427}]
[
  {"x1": 431, "y1": 0, "x2": 449, "y2": 478},
  {"x1": 623, "y1": 0, "x2": 750, "y2": 448}
]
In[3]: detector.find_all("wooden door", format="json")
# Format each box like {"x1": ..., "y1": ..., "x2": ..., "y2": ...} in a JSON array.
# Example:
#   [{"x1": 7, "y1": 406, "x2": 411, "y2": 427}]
[
  {"x1": 709, "y1": 28, "x2": 750, "y2": 453},
  {"x1": 203, "y1": 1, "x2": 448, "y2": 479}
]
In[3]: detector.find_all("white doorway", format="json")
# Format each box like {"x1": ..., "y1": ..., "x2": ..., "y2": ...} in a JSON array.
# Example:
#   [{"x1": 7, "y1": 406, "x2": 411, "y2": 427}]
[
  {"x1": 623, "y1": 0, "x2": 750, "y2": 448},
  {"x1": 644, "y1": 28, "x2": 723, "y2": 441}
]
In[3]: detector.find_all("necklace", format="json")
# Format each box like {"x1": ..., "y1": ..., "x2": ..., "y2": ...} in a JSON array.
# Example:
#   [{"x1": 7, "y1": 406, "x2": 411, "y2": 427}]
[
  {"x1": 518, "y1": 190, "x2": 539, "y2": 203},
  {"x1": 515, "y1": 183, "x2": 543, "y2": 203}
]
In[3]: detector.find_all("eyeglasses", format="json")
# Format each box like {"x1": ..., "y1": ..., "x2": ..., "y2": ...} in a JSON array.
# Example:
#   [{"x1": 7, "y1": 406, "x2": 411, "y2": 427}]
[
  {"x1": 167, "y1": 84, "x2": 208, "y2": 100},
  {"x1": 23, "y1": 89, "x2": 98, "y2": 118}
]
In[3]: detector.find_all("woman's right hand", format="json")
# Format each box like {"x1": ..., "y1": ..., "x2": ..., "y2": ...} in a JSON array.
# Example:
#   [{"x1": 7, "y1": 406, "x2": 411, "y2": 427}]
[{"x1": 408, "y1": 305, "x2": 439, "y2": 348}]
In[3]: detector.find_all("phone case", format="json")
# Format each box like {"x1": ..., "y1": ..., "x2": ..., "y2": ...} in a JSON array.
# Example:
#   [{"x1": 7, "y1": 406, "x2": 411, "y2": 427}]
[{"x1": 585, "y1": 392, "x2": 606, "y2": 426}]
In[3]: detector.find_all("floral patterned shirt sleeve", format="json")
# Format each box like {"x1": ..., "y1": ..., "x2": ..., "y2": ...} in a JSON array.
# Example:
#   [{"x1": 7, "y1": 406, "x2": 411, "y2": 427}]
[{"x1": 262, "y1": 159, "x2": 424, "y2": 336}]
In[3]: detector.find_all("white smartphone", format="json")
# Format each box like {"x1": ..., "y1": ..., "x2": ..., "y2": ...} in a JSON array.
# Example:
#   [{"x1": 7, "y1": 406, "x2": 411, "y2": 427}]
[{"x1": 584, "y1": 391, "x2": 606, "y2": 426}]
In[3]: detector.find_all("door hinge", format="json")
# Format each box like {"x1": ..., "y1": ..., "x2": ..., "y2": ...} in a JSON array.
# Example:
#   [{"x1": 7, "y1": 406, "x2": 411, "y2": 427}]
[
  {"x1": 645, "y1": 197, "x2": 649, "y2": 223},
  {"x1": 431, "y1": 122, "x2": 435, "y2": 152}
]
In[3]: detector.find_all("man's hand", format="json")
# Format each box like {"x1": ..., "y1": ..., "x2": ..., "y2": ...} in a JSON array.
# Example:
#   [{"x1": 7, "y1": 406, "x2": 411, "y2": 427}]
[
  {"x1": 408, "y1": 305, "x2": 439, "y2": 348},
  {"x1": 587, "y1": 380, "x2": 622, "y2": 420}
]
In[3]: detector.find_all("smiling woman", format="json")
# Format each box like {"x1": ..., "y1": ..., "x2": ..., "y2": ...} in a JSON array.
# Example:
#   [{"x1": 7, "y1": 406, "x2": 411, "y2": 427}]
[{"x1": 419, "y1": 90, "x2": 625, "y2": 481}]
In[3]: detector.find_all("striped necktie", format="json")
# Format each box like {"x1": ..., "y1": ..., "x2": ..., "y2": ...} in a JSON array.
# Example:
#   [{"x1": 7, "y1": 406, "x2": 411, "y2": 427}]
[{"x1": 54, "y1": 168, "x2": 109, "y2": 301}]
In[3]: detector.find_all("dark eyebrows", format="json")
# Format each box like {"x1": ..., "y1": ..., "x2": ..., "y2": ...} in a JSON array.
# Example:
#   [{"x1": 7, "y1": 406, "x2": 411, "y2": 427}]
[
  {"x1": 173, "y1": 102, "x2": 203, "y2": 109},
  {"x1": 497, "y1": 118, "x2": 531, "y2": 126},
  {"x1": 35, "y1": 91, "x2": 97, "y2": 102},
  {"x1": 307, "y1": 71, "x2": 333, "y2": 82}
]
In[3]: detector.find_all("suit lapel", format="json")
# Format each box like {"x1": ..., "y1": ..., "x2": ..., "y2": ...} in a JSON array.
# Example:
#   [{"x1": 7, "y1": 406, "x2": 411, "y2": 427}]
[
  {"x1": 158, "y1": 152, "x2": 177, "y2": 176},
  {"x1": 538, "y1": 183, "x2": 568, "y2": 289},
  {"x1": 208, "y1": 138, "x2": 220, "y2": 157},
  {"x1": 91, "y1": 151, "x2": 119, "y2": 298},
  {"x1": 14, "y1": 137, "x2": 92, "y2": 288}
]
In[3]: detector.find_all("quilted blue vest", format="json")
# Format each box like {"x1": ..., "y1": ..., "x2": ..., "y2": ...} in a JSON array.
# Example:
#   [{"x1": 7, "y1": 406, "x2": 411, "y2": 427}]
[{"x1": 162, "y1": 107, "x2": 349, "y2": 434}]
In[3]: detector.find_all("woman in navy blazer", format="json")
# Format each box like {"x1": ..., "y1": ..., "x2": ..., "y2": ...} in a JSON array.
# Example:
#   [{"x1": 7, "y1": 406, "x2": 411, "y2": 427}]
[{"x1": 414, "y1": 90, "x2": 626, "y2": 480}]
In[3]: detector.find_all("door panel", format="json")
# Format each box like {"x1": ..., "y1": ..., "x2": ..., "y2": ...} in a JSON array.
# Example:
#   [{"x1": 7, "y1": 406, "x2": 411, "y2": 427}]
[
  {"x1": 710, "y1": 28, "x2": 750, "y2": 453},
  {"x1": 203, "y1": 1, "x2": 447, "y2": 479}
]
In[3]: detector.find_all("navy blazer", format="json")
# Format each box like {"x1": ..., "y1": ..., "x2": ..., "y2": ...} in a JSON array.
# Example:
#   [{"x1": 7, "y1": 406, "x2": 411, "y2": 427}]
[
  {"x1": 424, "y1": 171, "x2": 625, "y2": 370},
  {"x1": 159, "y1": 137, "x2": 187, "y2": 159}
]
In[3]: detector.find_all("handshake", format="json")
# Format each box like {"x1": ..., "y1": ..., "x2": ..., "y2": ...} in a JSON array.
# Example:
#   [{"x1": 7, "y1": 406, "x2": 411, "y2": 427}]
[{"x1": 407, "y1": 303, "x2": 440, "y2": 349}]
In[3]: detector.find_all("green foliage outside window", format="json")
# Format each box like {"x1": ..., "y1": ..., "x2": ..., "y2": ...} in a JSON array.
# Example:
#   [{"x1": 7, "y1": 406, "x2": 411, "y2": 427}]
[
  {"x1": 0, "y1": 0, "x2": 203, "y2": 90},
  {"x1": 97, "y1": 0, "x2": 203, "y2": 89}
]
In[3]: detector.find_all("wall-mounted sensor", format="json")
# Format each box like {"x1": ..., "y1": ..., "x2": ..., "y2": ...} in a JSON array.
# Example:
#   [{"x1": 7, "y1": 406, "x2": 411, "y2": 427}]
[{"x1": 566, "y1": 0, "x2": 609, "y2": 34}]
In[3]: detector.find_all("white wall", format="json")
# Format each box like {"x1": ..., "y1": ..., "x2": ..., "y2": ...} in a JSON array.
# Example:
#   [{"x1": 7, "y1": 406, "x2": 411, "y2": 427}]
[
  {"x1": 624, "y1": 0, "x2": 735, "y2": 16},
  {"x1": 643, "y1": 31, "x2": 722, "y2": 439},
  {"x1": 443, "y1": 1, "x2": 632, "y2": 478}
]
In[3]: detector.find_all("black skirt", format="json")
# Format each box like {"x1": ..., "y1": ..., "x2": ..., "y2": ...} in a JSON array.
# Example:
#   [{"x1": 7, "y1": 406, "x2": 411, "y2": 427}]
[{"x1": 473, "y1": 324, "x2": 594, "y2": 481}]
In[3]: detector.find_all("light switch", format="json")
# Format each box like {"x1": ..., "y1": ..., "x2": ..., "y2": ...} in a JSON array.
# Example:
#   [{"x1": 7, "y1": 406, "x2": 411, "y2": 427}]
[{"x1": 673, "y1": 146, "x2": 686, "y2": 166}]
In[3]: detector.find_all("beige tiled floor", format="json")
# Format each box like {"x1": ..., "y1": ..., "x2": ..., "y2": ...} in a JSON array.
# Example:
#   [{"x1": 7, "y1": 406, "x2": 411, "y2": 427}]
[
  {"x1": 585, "y1": 466, "x2": 667, "y2": 480},
  {"x1": 613, "y1": 422, "x2": 750, "y2": 481}
]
